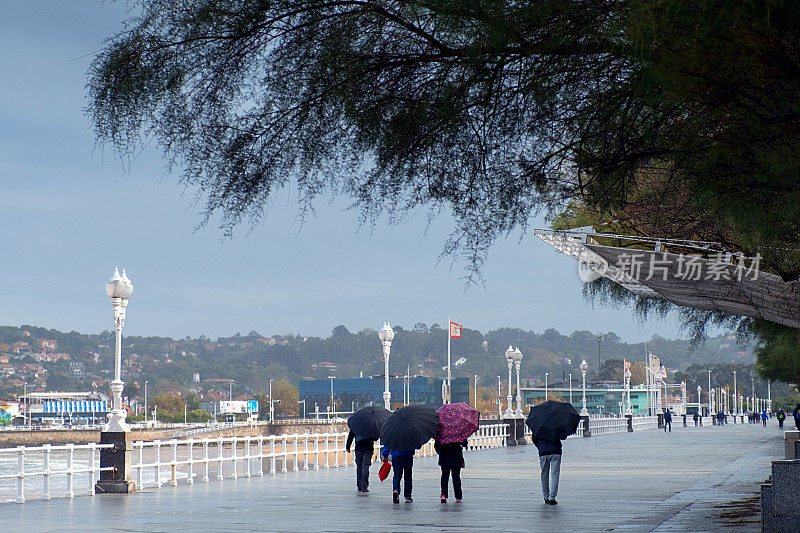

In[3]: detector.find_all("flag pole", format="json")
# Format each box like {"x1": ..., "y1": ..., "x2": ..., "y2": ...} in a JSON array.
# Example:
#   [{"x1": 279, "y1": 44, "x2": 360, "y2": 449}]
[{"x1": 447, "y1": 317, "x2": 451, "y2": 404}]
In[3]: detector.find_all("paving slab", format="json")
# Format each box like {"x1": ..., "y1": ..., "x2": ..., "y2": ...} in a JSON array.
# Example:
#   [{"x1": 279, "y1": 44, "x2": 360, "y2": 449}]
[{"x1": 0, "y1": 422, "x2": 783, "y2": 532}]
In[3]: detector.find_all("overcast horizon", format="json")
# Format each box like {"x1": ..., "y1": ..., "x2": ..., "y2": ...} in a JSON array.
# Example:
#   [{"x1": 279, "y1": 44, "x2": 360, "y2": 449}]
[{"x1": 0, "y1": 2, "x2": 697, "y2": 344}]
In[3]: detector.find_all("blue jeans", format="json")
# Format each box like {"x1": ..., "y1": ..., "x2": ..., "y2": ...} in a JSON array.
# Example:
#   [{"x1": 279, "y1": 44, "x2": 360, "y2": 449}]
[
  {"x1": 539, "y1": 454, "x2": 561, "y2": 500},
  {"x1": 392, "y1": 455, "x2": 413, "y2": 498}
]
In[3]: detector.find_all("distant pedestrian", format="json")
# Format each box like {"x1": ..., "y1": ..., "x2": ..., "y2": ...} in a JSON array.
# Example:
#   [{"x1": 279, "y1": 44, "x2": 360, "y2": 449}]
[
  {"x1": 762, "y1": 410, "x2": 768, "y2": 427},
  {"x1": 346, "y1": 430, "x2": 377, "y2": 493},
  {"x1": 777, "y1": 409, "x2": 786, "y2": 429},
  {"x1": 794, "y1": 404, "x2": 800, "y2": 431},
  {"x1": 434, "y1": 439, "x2": 468, "y2": 503},
  {"x1": 664, "y1": 409, "x2": 672, "y2": 432},
  {"x1": 693, "y1": 412, "x2": 698, "y2": 427},
  {"x1": 381, "y1": 446, "x2": 414, "y2": 503},
  {"x1": 532, "y1": 435, "x2": 562, "y2": 505}
]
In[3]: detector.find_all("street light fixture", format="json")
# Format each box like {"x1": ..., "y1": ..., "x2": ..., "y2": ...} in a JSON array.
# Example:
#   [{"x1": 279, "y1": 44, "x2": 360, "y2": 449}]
[
  {"x1": 269, "y1": 379, "x2": 274, "y2": 423},
  {"x1": 104, "y1": 267, "x2": 133, "y2": 432},
  {"x1": 580, "y1": 360, "x2": 589, "y2": 416},
  {"x1": 497, "y1": 376, "x2": 502, "y2": 419},
  {"x1": 504, "y1": 346, "x2": 515, "y2": 418},
  {"x1": 513, "y1": 348, "x2": 523, "y2": 417},
  {"x1": 299, "y1": 399, "x2": 306, "y2": 420},
  {"x1": 378, "y1": 323, "x2": 394, "y2": 409}
]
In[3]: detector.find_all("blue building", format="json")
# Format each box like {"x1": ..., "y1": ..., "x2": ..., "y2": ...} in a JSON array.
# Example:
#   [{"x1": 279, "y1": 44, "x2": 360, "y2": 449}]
[{"x1": 299, "y1": 376, "x2": 469, "y2": 413}]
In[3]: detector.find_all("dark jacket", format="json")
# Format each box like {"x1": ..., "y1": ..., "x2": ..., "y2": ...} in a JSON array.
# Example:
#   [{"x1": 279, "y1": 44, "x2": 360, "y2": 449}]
[
  {"x1": 381, "y1": 446, "x2": 414, "y2": 460},
  {"x1": 346, "y1": 431, "x2": 377, "y2": 453},
  {"x1": 532, "y1": 437, "x2": 562, "y2": 457},
  {"x1": 434, "y1": 440, "x2": 468, "y2": 468},
  {"x1": 664, "y1": 410, "x2": 673, "y2": 422}
]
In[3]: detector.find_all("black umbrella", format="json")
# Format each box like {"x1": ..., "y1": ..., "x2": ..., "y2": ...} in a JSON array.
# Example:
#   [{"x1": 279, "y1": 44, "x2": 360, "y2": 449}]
[
  {"x1": 379, "y1": 405, "x2": 440, "y2": 451},
  {"x1": 347, "y1": 406, "x2": 391, "y2": 439},
  {"x1": 525, "y1": 400, "x2": 581, "y2": 441}
]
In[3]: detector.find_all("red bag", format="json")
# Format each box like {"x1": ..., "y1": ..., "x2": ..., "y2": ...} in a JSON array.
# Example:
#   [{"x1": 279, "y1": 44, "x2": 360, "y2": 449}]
[{"x1": 378, "y1": 460, "x2": 391, "y2": 481}]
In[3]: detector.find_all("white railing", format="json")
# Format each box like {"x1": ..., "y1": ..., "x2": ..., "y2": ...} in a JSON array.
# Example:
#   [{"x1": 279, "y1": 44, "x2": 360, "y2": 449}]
[
  {"x1": 131, "y1": 424, "x2": 509, "y2": 489},
  {"x1": 631, "y1": 416, "x2": 658, "y2": 431},
  {"x1": 0, "y1": 443, "x2": 114, "y2": 503}
]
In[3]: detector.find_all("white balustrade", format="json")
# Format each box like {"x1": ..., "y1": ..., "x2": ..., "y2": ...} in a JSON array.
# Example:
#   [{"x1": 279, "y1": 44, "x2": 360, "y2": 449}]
[{"x1": 0, "y1": 418, "x2": 669, "y2": 504}]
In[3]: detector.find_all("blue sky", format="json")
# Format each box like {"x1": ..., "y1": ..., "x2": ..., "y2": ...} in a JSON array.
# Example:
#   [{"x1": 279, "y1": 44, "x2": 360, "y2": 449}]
[{"x1": 0, "y1": 1, "x2": 687, "y2": 342}]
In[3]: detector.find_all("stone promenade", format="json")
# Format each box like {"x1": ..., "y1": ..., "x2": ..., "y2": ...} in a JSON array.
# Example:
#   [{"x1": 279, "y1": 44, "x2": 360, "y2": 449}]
[{"x1": 0, "y1": 422, "x2": 783, "y2": 532}]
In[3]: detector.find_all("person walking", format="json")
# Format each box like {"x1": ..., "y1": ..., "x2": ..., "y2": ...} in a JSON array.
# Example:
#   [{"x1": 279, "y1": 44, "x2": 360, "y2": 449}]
[
  {"x1": 434, "y1": 438, "x2": 468, "y2": 503},
  {"x1": 693, "y1": 412, "x2": 698, "y2": 427},
  {"x1": 794, "y1": 404, "x2": 800, "y2": 431},
  {"x1": 381, "y1": 446, "x2": 414, "y2": 503},
  {"x1": 532, "y1": 435, "x2": 562, "y2": 505},
  {"x1": 761, "y1": 410, "x2": 768, "y2": 427},
  {"x1": 346, "y1": 430, "x2": 377, "y2": 493},
  {"x1": 664, "y1": 409, "x2": 673, "y2": 432},
  {"x1": 777, "y1": 409, "x2": 786, "y2": 429}
]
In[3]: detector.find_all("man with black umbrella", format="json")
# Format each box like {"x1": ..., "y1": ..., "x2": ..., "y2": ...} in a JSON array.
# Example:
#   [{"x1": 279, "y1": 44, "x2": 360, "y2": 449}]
[
  {"x1": 532, "y1": 436, "x2": 562, "y2": 505},
  {"x1": 346, "y1": 430, "x2": 377, "y2": 493}
]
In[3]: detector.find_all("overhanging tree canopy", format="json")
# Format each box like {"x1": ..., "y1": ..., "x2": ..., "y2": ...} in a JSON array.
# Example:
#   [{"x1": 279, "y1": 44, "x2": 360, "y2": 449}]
[{"x1": 89, "y1": 0, "x2": 800, "y2": 274}]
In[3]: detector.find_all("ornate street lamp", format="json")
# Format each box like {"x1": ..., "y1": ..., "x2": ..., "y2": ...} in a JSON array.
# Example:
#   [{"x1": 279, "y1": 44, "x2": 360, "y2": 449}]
[
  {"x1": 104, "y1": 267, "x2": 133, "y2": 432},
  {"x1": 697, "y1": 386, "x2": 702, "y2": 416},
  {"x1": 710, "y1": 388, "x2": 716, "y2": 416},
  {"x1": 624, "y1": 368, "x2": 632, "y2": 415},
  {"x1": 378, "y1": 322, "x2": 394, "y2": 409},
  {"x1": 504, "y1": 346, "x2": 515, "y2": 417},
  {"x1": 545, "y1": 372, "x2": 549, "y2": 402},
  {"x1": 514, "y1": 348, "x2": 523, "y2": 417},
  {"x1": 580, "y1": 360, "x2": 589, "y2": 416}
]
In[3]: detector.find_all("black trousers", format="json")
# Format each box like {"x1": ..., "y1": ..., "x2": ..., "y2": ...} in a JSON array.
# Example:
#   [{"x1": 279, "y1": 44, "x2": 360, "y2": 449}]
[
  {"x1": 440, "y1": 466, "x2": 462, "y2": 500},
  {"x1": 392, "y1": 455, "x2": 413, "y2": 498},
  {"x1": 664, "y1": 420, "x2": 671, "y2": 432},
  {"x1": 355, "y1": 449, "x2": 372, "y2": 491}
]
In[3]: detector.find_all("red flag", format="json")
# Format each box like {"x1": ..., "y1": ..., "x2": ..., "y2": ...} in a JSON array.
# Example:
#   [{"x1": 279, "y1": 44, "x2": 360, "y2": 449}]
[
  {"x1": 624, "y1": 360, "x2": 631, "y2": 370},
  {"x1": 449, "y1": 321, "x2": 462, "y2": 338}
]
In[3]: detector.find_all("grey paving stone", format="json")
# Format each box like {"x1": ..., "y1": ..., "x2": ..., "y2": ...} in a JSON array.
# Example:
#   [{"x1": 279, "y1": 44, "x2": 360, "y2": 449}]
[{"x1": 0, "y1": 422, "x2": 783, "y2": 532}]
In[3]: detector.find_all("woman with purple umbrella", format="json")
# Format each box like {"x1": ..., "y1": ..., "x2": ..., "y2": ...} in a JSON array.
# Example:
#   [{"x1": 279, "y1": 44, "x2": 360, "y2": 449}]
[{"x1": 434, "y1": 402, "x2": 480, "y2": 503}]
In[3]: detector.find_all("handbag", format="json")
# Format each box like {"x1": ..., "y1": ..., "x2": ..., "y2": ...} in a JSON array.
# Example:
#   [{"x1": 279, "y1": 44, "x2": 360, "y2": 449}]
[{"x1": 378, "y1": 460, "x2": 391, "y2": 481}]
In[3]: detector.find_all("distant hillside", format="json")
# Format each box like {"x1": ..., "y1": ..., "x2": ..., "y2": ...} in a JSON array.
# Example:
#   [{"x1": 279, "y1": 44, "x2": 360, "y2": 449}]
[{"x1": 0, "y1": 323, "x2": 754, "y2": 397}]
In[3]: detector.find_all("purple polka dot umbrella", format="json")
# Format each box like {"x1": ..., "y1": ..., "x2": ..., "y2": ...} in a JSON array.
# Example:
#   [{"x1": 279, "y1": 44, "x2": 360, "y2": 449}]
[{"x1": 434, "y1": 402, "x2": 480, "y2": 443}]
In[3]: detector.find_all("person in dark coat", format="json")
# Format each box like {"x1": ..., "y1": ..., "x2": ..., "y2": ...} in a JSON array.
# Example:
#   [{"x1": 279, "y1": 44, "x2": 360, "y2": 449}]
[
  {"x1": 346, "y1": 430, "x2": 377, "y2": 493},
  {"x1": 532, "y1": 436, "x2": 562, "y2": 505},
  {"x1": 761, "y1": 410, "x2": 768, "y2": 427},
  {"x1": 664, "y1": 409, "x2": 673, "y2": 432},
  {"x1": 693, "y1": 412, "x2": 698, "y2": 427},
  {"x1": 793, "y1": 404, "x2": 800, "y2": 431},
  {"x1": 381, "y1": 446, "x2": 415, "y2": 503},
  {"x1": 777, "y1": 409, "x2": 786, "y2": 429},
  {"x1": 434, "y1": 439, "x2": 468, "y2": 502}
]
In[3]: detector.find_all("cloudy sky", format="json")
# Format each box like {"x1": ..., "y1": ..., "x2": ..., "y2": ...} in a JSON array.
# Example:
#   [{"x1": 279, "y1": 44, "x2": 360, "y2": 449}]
[{"x1": 0, "y1": 1, "x2": 687, "y2": 342}]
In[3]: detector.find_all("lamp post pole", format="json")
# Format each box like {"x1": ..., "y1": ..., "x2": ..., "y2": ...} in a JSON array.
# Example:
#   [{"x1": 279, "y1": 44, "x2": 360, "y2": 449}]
[
  {"x1": 545, "y1": 372, "x2": 549, "y2": 401},
  {"x1": 514, "y1": 348, "x2": 523, "y2": 417},
  {"x1": 104, "y1": 267, "x2": 133, "y2": 432},
  {"x1": 269, "y1": 379, "x2": 274, "y2": 423},
  {"x1": 733, "y1": 371, "x2": 737, "y2": 416},
  {"x1": 378, "y1": 323, "x2": 394, "y2": 410},
  {"x1": 23, "y1": 383, "x2": 27, "y2": 427},
  {"x1": 768, "y1": 381, "x2": 772, "y2": 413},
  {"x1": 329, "y1": 376, "x2": 335, "y2": 418},
  {"x1": 144, "y1": 380, "x2": 148, "y2": 424},
  {"x1": 473, "y1": 375, "x2": 478, "y2": 409},
  {"x1": 708, "y1": 371, "x2": 712, "y2": 415},
  {"x1": 504, "y1": 346, "x2": 514, "y2": 417},
  {"x1": 580, "y1": 360, "x2": 589, "y2": 416},
  {"x1": 697, "y1": 386, "x2": 702, "y2": 417},
  {"x1": 299, "y1": 399, "x2": 306, "y2": 420},
  {"x1": 497, "y1": 376, "x2": 502, "y2": 419},
  {"x1": 624, "y1": 369, "x2": 632, "y2": 415},
  {"x1": 710, "y1": 389, "x2": 715, "y2": 417}
]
